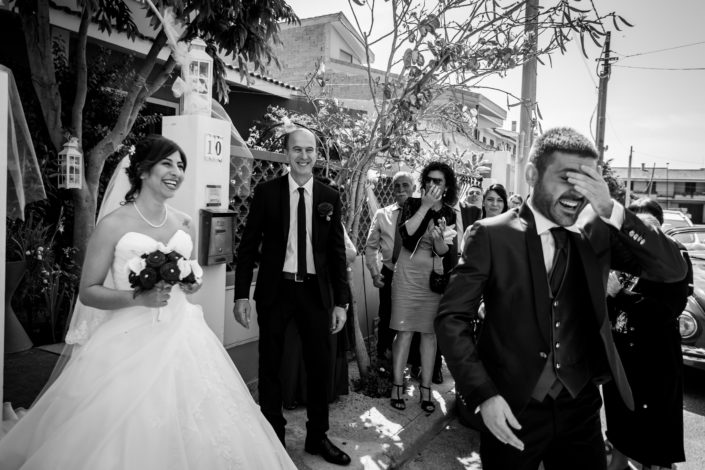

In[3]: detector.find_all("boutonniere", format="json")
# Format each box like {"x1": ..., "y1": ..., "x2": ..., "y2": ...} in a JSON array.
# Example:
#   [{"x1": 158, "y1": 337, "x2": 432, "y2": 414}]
[{"x1": 317, "y1": 202, "x2": 334, "y2": 222}]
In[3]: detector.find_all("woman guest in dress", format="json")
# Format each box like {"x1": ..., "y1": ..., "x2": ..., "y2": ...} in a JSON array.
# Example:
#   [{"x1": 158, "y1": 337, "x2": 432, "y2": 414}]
[
  {"x1": 389, "y1": 162, "x2": 458, "y2": 413},
  {"x1": 481, "y1": 183, "x2": 508, "y2": 218},
  {"x1": 0, "y1": 135, "x2": 296, "y2": 469},
  {"x1": 604, "y1": 198, "x2": 690, "y2": 470}
]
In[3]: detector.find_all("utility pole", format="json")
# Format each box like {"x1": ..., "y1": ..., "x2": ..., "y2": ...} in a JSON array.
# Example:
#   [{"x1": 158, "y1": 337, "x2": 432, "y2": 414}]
[
  {"x1": 666, "y1": 163, "x2": 670, "y2": 209},
  {"x1": 625, "y1": 146, "x2": 633, "y2": 203},
  {"x1": 515, "y1": 0, "x2": 539, "y2": 197},
  {"x1": 595, "y1": 31, "x2": 617, "y2": 164}
]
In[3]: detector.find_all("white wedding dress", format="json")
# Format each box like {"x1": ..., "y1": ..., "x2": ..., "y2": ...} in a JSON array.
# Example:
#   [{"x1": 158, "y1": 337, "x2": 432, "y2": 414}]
[{"x1": 0, "y1": 230, "x2": 296, "y2": 470}]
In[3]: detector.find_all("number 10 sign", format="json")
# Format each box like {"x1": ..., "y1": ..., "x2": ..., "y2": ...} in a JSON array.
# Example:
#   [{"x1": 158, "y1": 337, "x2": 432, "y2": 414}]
[{"x1": 204, "y1": 133, "x2": 224, "y2": 161}]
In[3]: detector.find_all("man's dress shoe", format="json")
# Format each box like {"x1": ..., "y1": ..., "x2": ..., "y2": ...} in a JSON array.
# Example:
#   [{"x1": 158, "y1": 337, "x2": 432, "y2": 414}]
[{"x1": 304, "y1": 436, "x2": 351, "y2": 466}]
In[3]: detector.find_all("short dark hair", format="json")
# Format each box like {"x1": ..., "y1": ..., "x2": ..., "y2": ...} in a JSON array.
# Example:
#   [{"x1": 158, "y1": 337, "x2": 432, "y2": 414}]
[
  {"x1": 419, "y1": 161, "x2": 458, "y2": 206},
  {"x1": 483, "y1": 184, "x2": 509, "y2": 217},
  {"x1": 628, "y1": 197, "x2": 664, "y2": 225},
  {"x1": 529, "y1": 127, "x2": 598, "y2": 176},
  {"x1": 125, "y1": 135, "x2": 187, "y2": 203}
]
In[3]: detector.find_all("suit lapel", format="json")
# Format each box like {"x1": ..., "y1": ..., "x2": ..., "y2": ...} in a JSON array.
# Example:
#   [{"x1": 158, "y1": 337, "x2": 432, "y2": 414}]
[
  {"x1": 572, "y1": 230, "x2": 607, "y2": 326},
  {"x1": 520, "y1": 205, "x2": 551, "y2": 345},
  {"x1": 280, "y1": 176, "x2": 290, "y2": 241}
]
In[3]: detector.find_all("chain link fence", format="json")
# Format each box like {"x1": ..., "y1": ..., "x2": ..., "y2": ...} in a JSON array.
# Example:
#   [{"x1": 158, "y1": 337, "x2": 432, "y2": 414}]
[{"x1": 229, "y1": 149, "x2": 477, "y2": 263}]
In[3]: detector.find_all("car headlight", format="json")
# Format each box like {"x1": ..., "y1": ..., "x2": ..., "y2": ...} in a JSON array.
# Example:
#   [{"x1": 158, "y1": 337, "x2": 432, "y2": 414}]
[{"x1": 679, "y1": 312, "x2": 698, "y2": 339}]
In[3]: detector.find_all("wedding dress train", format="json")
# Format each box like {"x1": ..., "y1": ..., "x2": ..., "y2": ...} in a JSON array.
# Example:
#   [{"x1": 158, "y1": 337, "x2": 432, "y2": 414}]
[{"x1": 0, "y1": 230, "x2": 296, "y2": 470}]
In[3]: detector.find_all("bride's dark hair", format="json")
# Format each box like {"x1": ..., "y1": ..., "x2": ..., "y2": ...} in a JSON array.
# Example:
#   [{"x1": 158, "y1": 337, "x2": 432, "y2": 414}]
[{"x1": 124, "y1": 135, "x2": 187, "y2": 203}]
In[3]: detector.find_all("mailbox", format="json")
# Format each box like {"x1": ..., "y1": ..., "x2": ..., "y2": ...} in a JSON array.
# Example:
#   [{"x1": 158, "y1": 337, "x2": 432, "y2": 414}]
[{"x1": 199, "y1": 208, "x2": 236, "y2": 266}]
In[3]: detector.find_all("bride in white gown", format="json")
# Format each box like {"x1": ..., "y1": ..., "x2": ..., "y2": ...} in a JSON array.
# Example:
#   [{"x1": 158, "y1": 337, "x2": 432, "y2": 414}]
[{"x1": 0, "y1": 135, "x2": 296, "y2": 470}]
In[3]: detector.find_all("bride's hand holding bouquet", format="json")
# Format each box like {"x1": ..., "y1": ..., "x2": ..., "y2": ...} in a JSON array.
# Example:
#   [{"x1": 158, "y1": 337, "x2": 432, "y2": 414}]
[{"x1": 127, "y1": 246, "x2": 203, "y2": 312}]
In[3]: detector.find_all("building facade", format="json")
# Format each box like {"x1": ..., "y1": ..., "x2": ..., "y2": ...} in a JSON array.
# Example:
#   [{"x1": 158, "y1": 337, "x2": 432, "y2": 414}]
[{"x1": 613, "y1": 166, "x2": 705, "y2": 224}]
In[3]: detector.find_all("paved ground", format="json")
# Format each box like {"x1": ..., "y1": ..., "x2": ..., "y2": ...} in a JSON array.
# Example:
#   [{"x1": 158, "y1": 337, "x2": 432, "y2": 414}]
[{"x1": 4, "y1": 347, "x2": 705, "y2": 469}]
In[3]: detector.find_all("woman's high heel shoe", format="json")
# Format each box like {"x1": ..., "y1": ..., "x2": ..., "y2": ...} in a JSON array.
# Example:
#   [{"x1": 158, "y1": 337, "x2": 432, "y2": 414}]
[
  {"x1": 419, "y1": 385, "x2": 435, "y2": 413},
  {"x1": 390, "y1": 383, "x2": 406, "y2": 410}
]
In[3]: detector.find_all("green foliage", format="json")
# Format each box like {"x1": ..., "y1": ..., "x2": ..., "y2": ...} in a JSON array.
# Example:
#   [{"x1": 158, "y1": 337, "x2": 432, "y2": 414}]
[
  {"x1": 141, "y1": 0, "x2": 299, "y2": 102},
  {"x1": 602, "y1": 159, "x2": 626, "y2": 205},
  {"x1": 351, "y1": 359, "x2": 394, "y2": 399},
  {"x1": 7, "y1": 209, "x2": 81, "y2": 344}
]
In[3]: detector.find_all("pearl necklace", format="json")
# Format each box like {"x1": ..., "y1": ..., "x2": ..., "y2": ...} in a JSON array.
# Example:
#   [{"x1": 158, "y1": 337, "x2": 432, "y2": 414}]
[{"x1": 133, "y1": 202, "x2": 168, "y2": 228}]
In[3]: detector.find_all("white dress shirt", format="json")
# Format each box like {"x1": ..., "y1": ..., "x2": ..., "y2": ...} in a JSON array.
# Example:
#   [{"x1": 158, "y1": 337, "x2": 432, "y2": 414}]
[
  {"x1": 283, "y1": 174, "x2": 316, "y2": 274},
  {"x1": 526, "y1": 197, "x2": 625, "y2": 273},
  {"x1": 364, "y1": 203, "x2": 401, "y2": 276}
]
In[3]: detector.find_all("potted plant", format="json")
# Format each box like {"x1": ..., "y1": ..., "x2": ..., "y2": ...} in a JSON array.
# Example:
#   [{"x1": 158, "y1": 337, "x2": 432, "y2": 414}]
[{"x1": 5, "y1": 217, "x2": 33, "y2": 352}]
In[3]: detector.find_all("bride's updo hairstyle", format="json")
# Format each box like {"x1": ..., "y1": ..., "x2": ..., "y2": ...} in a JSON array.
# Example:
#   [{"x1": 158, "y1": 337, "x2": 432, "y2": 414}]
[{"x1": 124, "y1": 135, "x2": 187, "y2": 203}]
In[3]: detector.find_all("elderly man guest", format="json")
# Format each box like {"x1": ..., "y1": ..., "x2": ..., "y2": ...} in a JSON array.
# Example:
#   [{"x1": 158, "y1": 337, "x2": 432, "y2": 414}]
[
  {"x1": 364, "y1": 171, "x2": 415, "y2": 361},
  {"x1": 234, "y1": 128, "x2": 351, "y2": 466},
  {"x1": 436, "y1": 127, "x2": 687, "y2": 470}
]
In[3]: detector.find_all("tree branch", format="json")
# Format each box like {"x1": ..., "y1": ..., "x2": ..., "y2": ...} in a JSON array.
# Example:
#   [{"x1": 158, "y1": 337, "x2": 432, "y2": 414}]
[{"x1": 19, "y1": 0, "x2": 63, "y2": 150}]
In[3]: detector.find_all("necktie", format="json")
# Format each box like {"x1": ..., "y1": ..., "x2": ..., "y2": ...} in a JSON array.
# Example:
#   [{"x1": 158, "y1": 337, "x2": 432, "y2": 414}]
[
  {"x1": 549, "y1": 227, "x2": 569, "y2": 296},
  {"x1": 391, "y1": 211, "x2": 402, "y2": 264},
  {"x1": 297, "y1": 187, "x2": 307, "y2": 277}
]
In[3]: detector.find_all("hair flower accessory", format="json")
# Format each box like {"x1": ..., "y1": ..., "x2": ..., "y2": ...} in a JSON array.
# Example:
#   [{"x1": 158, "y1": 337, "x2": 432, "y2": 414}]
[{"x1": 317, "y1": 202, "x2": 334, "y2": 222}]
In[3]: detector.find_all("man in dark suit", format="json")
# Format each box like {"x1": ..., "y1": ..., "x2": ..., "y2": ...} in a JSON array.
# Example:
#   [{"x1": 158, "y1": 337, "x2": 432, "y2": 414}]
[
  {"x1": 435, "y1": 127, "x2": 687, "y2": 470},
  {"x1": 234, "y1": 128, "x2": 351, "y2": 466},
  {"x1": 459, "y1": 182, "x2": 483, "y2": 230}
]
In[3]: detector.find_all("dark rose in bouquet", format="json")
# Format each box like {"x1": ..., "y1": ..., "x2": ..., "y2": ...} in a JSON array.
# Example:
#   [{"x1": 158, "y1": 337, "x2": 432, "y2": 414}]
[{"x1": 127, "y1": 247, "x2": 203, "y2": 298}]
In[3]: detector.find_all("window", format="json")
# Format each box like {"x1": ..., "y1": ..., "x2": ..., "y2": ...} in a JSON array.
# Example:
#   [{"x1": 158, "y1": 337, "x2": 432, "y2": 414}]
[
  {"x1": 339, "y1": 50, "x2": 353, "y2": 63},
  {"x1": 686, "y1": 182, "x2": 696, "y2": 196}
]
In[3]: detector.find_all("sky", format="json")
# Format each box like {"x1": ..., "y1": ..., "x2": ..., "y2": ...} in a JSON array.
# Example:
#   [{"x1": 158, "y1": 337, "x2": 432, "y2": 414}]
[{"x1": 285, "y1": 0, "x2": 705, "y2": 169}]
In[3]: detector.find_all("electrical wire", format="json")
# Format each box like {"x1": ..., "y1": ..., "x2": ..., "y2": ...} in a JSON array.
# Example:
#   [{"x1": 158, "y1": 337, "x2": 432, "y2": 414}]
[
  {"x1": 617, "y1": 40, "x2": 705, "y2": 58},
  {"x1": 613, "y1": 65, "x2": 705, "y2": 71}
]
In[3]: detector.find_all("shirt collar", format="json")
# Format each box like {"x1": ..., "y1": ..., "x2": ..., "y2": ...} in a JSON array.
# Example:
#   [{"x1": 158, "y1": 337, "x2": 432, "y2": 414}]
[
  {"x1": 288, "y1": 173, "x2": 314, "y2": 195},
  {"x1": 527, "y1": 196, "x2": 581, "y2": 235}
]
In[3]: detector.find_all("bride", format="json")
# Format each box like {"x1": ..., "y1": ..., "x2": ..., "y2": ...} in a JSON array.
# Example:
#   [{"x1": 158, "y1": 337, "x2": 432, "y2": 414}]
[{"x1": 0, "y1": 135, "x2": 296, "y2": 469}]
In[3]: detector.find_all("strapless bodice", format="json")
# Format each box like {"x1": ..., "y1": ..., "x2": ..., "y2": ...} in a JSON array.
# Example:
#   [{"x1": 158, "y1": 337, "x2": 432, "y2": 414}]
[{"x1": 112, "y1": 230, "x2": 193, "y2": 290}]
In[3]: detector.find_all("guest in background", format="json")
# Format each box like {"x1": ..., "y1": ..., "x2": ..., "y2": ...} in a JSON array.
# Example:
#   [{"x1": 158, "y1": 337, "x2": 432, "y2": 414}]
[
  {"x1": 604, "y1": 198, "x2": 690, "y2": 470},
  {"x1": 482, "y1": 184, "x2": 508, "y2": 219},
  {"x1": 460, "y1": 183, "x2": 484, "y2": 226},
  {"x1": 281, "y1": 176, "x2": 357, "y2": 409},
  {"x1": 390, "y1": 162, "x2": 458, "y2": 413},
  {"x1": 508, "y1": 193, "x2": 524, "y2": 209},
  {"x1": 364, "y1": 172, "x2": 415, "y2": 363}
]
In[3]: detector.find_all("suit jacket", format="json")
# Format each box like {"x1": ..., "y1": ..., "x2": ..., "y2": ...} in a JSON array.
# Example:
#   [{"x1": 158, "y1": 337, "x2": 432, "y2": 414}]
[
  {"x1": 235, "y1": 175, "x2": 350, "y2": 310},
  {"x1": 435, "y1": 203, "x2": 687, "y2": 415},
  {"x1": 459, "y1": 202, "x2": 482, "y2": 230}
]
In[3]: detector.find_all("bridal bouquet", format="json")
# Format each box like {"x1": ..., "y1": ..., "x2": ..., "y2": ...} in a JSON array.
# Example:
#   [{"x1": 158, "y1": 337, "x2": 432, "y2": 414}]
[{"x1": 127, "y1": 247, "x2": 203, "y2": 297}]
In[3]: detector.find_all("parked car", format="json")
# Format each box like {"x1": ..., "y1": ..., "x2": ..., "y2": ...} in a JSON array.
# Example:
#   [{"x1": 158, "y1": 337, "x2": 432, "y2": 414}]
[
  {"x1": 664, "y1": 225, "x2": 705, "y2": 370},
  {"x1": 662, "y1": 209, "x2": 693, "y2": 232}
]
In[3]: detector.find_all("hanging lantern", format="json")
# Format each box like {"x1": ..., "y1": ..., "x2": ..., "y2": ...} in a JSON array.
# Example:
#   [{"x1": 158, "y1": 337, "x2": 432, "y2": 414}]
[
  {"x1": 181, "y1": 37, "x2": 213, "y2": 116},
  {"x1": 58, "y1": 137, "x2": 83, "y2": 189}
]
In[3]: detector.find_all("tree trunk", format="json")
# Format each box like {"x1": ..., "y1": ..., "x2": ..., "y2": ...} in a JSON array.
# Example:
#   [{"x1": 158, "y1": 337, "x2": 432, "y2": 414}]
[
  {"x1": 72, "y1": 185, "x2": 97, "y2": 266},
  {"x1": 348, "y1": 273, "x2": 370, "y2": 381}
]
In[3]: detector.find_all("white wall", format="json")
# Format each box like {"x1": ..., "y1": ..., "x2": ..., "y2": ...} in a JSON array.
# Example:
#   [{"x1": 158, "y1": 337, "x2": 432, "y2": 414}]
[{"x1": 0, "y1": 70, "x2": 9, "y2": 405}]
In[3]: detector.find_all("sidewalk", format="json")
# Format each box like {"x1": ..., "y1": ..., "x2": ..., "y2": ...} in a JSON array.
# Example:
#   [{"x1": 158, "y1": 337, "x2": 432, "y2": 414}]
[{"x1": 284, "y1": 360, "x2": 480, "y2": 470}]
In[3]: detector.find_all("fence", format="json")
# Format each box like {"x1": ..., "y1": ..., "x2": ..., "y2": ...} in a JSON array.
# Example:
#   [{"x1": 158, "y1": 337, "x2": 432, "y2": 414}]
[{"x1": 229, "y1": 147, "x2": 479, "y2": 260}]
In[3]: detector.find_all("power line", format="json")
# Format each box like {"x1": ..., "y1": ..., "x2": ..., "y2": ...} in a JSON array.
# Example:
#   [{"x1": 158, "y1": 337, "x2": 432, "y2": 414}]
[
  {"x1": 613, "y1": 65, "x2": 705, "y2": 71},
  {"x1": 617, "y1": 40, "x2": 705, "y2": 58}
]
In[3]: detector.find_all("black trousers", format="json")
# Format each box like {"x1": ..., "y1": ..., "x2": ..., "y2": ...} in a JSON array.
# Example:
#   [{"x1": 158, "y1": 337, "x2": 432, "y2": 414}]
[
  {"x1": 376, "y1": 265, "x2": 396, "y2": 358},
  {"x1": 480, "y1": 384, "x2": 605, "y2": 470},
  {"x1": 257, "y1": 277, "x2": 330, "y2": 443}
]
